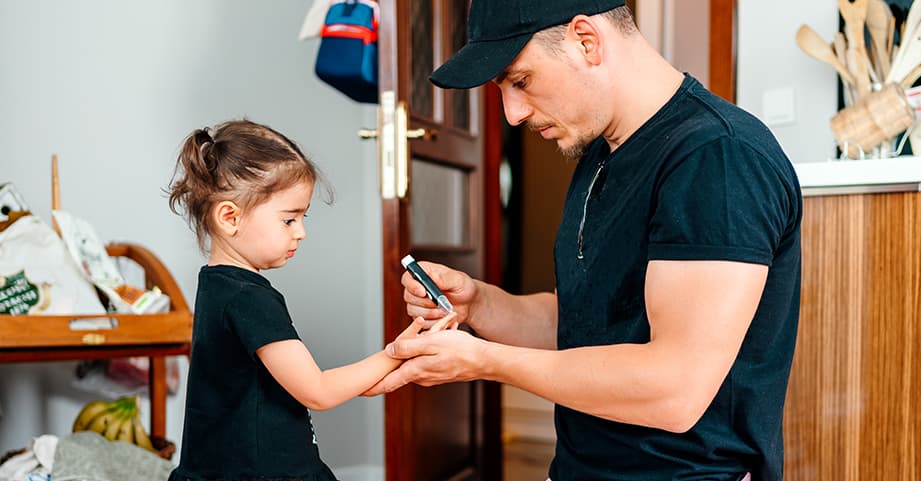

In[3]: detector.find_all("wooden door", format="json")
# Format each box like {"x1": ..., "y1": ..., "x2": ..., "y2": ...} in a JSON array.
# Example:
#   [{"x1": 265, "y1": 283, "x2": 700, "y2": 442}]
[{"x1": 374, "y1": 1, "x2": 501, "y2": 480}]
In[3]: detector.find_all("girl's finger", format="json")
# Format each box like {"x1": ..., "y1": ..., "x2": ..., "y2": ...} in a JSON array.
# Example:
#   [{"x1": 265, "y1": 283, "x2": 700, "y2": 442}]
[{"x1": 428, "y1": 312, "x2": 457, "y2": 333}]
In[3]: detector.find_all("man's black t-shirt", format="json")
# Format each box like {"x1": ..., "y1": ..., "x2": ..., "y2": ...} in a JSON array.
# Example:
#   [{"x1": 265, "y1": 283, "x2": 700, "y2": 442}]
[
  {"x1": 550, "y1": 75, "x2": 802, "y2": 481},
  {"x1": 170, "y1": 265, "x2": 337, "y2": 481}
]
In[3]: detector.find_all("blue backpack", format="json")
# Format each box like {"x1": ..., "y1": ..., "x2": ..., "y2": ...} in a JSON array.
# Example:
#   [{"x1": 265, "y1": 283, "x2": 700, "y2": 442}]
[{"x1": 314, "y1": 0, "x2": 379, "y2": 104}]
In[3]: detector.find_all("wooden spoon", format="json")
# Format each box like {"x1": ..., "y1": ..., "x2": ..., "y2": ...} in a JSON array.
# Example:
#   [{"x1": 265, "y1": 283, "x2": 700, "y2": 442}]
[
  {"x1": 833, "y1": 32, "x2": 858, "y2": 104},
  {"x1": 796, "y1": 24, "x2": 857, "y2": 87},
  {"x1": 889, "y1": 28, "x2": 921, "y2": 83},
  {"x1": 839, "y1": 0, "x2": 872, "y2": 96},
  {"x1": 892, "y1": 0, "x2": 921, "y2": 74},
  {"x1": 866, "y1": 0, "x2": 892, "y2": 78}
]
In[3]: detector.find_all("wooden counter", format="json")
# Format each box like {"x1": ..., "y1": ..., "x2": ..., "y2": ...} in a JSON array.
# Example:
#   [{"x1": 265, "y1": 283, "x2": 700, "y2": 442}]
[{"x1": 783, "y1": 183, "x2": 920, "y2": 480}]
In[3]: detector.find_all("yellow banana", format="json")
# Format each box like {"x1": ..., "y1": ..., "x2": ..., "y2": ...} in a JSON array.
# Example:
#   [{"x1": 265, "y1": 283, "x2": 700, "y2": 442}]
[
  {"x1": 72, "y1": 400, "x2": 110, "y2": 432},
  {"x1": 102, "y1": 412, "x2": 127, "y2": 441},
  {"x1": 132, "y1": 414, "x2": 155, "y2": 451},
  {"x1": 85, "y1": 406, "x2": 122, "y2": 435},
  {"x1": 114, "y1": 412, "x2": 136, "y2": 443}
]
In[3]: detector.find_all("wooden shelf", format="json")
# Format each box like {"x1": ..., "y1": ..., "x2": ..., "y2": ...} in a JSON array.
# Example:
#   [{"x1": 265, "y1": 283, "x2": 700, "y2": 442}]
[{"x1": 0, "y1": 242, "x2": 192, "y2": 439}]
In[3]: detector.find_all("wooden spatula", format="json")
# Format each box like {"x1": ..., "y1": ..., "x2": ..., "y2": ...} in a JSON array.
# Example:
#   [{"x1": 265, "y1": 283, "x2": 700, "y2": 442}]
[
  {"x1": 796, "y1": 24, "x2": 858, "y2": 87},
  {"x1": 866, "y1": 0, "x2": 893, "y2": 78},
  {"x1": 839, "y1": 0, "x2": 872, "y2": 96}
]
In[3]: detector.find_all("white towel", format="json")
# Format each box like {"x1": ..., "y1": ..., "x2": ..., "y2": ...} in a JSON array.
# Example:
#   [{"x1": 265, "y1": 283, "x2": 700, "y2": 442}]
[{"x1": 0, "y1": 435, "x2": 56, "y2": 481}]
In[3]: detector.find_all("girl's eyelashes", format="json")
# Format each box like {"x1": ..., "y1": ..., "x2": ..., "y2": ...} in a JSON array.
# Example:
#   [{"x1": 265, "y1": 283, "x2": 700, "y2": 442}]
[{"x1": 283, "y1": 214, "x2": 309, "y2": 225}]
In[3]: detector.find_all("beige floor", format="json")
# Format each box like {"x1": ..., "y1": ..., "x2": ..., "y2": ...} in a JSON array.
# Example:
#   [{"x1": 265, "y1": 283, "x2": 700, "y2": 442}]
[{"x1": 503, "y1": 438, "x2": 555, "y2": 481}]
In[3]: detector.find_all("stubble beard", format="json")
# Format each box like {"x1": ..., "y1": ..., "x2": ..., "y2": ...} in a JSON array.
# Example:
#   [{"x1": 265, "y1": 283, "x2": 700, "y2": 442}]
[{"x1": 558, "y1": 132, "x2": 594, "y2": 161}]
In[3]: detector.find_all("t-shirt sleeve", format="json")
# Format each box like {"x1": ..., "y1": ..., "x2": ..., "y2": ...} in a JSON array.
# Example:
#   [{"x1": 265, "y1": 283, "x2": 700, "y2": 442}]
[
  {"x1": 225, "y1": 285, "x2": 300, "y2": 358},
  {"x1": 648, "y1": 137, "x2": 792, "y2": 266}
]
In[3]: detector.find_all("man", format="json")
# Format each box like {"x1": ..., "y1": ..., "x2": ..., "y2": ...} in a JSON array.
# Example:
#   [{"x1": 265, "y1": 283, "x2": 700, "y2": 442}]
[{"x1": 374, "y1": 1, "x2": 802, "y2": 480}]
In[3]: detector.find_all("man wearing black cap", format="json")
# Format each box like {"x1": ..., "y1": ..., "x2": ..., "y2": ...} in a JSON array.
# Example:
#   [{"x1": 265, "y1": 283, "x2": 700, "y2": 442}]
[{"x1": 376, "y1": 1, "x2": 802, "y2": 480}]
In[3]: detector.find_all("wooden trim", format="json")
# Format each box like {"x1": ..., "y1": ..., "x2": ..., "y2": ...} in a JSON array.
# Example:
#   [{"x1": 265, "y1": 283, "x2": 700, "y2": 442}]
[
  {"x1": 708, "y1": 0, "x2": 736, "y2": 102},
  {"x1": 0, "y1": 345, "x2": 189, "y2": 363},
  {"x1": 383, "y1": 198, "x2": 413, "y2": 481},
  {"x1": 481, "y1": 82, "x2": 504, "y2": 481},
  {"x1": 484, "y1": 83, "x2": 503, "y2": 287}
]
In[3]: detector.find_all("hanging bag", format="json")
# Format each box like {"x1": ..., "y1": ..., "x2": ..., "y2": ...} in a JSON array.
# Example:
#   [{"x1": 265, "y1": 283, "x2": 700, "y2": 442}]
[{"x1": 314, "y1": 0, "x2": 380, "y2": 104}]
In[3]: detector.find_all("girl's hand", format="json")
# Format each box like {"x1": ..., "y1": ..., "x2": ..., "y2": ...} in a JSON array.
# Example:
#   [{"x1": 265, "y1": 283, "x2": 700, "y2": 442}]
[
  {"x1": 426, "y1": 312, "x2": 459, "y2": 333},
  {"x1": 395, "y1": 316, "x2": 427, "y2": 342}
]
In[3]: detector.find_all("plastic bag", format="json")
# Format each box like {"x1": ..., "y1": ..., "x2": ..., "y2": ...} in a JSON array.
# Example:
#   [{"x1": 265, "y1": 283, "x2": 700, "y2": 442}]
[{"x1": 52, "y1": 210, "x2": 170, "y2": 314}]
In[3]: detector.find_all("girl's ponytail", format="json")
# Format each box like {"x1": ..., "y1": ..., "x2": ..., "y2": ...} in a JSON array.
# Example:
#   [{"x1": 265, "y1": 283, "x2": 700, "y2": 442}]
[{"x1": 168, "y1": 128, "x2": 220, "y2": 251}]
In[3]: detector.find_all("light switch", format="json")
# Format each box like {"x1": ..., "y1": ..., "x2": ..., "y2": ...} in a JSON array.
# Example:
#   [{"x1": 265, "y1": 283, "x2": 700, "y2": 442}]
[{"x1": 762, "y1": 87, "x2": 796, "y2": 126}]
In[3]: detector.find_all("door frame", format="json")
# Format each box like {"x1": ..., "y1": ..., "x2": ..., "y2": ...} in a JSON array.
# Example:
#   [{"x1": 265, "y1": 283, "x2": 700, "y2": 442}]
[
  {"x1": 708, "y1": 0, "x2": 737, "y2": 102},
  {"x1": 379, "y1": 0, "x2": 502, "y2": 479}
]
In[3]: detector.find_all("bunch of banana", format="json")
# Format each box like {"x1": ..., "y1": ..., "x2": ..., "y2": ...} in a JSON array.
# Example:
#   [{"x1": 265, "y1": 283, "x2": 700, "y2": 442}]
[{"x1": 72, "y1": 396, "x2": 155, "y2": 452}]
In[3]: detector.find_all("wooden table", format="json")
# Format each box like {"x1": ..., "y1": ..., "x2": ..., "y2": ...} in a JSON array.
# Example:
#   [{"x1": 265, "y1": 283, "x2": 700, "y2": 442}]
[{"x1": 0, "y1": 243, "x2": 192, "y2": 438}]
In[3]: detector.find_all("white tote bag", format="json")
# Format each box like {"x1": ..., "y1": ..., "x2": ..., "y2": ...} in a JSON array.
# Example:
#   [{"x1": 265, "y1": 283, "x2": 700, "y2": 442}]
[{"x1": 0, "y1": 215, "x2": 106, "y2": 315}]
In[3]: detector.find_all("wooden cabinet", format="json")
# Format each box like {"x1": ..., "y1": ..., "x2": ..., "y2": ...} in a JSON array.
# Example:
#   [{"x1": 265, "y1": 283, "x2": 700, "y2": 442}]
[
  {"x1": 784, "y1": 190, "x2": 921, "y2": 480},
  {"x1": 0, "y1": 242, "x2": 192, "y2": 439}
]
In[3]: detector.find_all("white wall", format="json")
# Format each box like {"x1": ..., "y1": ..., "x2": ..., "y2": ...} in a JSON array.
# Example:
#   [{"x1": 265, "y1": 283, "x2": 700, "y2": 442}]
[
  {"x1": 0, "y1": 0, "x2": 385, "y2": 476},
  {"x1": 636, "y1": 0, "x2": 838, "y2": 163},
  {"x1": 737, "y1": 1, "x2": 840, "y2": 163},
  {"x1": 667, "y1": 0, "x2": 710, "y2": 87}
]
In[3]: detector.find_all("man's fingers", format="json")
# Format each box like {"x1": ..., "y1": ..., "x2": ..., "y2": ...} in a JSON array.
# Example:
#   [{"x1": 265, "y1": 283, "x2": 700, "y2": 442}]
[
  {"x1": 402, "y1": 271, "x2": 431, "y2": 300},
  {"x1": 376, "y1": 369, "x2": 412, "y2": 393},
  {"x1": 362, "y1": 379, "x2": 387, "y2": 396},
  {"x1": 385, "y1": 337, "x2": 432, "y2": 359}
]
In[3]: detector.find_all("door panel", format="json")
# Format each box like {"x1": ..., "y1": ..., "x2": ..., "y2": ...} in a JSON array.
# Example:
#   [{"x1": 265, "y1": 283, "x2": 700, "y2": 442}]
[
  {"x1": 376, "y1": 1, "x2": 499, "y2": 480},
  {"x1": 410, "y1": 159, "x2": 469, "y2": 247}
]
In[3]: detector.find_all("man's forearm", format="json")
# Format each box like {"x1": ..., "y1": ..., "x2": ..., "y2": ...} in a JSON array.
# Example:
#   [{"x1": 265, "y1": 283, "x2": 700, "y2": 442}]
[
  {"x1": 467, "y1": 282, "x2": 558, "y2": 350},
  {"x1": 479, "y1": 341, "x2": 704, "y2": 433}
]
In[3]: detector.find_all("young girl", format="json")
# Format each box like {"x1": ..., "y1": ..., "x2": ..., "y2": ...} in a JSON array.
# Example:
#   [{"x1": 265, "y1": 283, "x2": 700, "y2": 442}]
[{"x1": 166, "y1": 119, "x2": 425, "y2": 481}]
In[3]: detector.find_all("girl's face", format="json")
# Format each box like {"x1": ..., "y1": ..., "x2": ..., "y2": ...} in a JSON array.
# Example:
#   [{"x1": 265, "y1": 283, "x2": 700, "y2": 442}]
[{"x1": 212, "y1": 180, "x2": 314, "y2": 272}]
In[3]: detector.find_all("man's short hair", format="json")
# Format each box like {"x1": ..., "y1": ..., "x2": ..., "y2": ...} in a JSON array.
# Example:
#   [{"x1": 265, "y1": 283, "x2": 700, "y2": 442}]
[{"x1": 534, "y1": 6, "x2": 637, "y2": 54}]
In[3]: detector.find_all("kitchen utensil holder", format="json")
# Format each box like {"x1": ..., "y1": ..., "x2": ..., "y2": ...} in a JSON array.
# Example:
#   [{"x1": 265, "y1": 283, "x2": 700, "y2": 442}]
[{"x1": 831, "y1": 82, "x2": 916, "y2": 159}]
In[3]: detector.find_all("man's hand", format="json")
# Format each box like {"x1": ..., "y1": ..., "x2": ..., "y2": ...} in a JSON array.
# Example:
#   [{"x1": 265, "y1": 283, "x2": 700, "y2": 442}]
[
  {"x1": 403, "y1": 262, "x2": 478, "y2": 327},
  {"x1": 368, "y1": 329, "x2": 489, "y2": 393}
]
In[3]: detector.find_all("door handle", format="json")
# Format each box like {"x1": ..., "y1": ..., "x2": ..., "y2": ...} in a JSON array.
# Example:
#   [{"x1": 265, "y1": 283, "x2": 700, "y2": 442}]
[
  {"x1": 357, "y1": 92, "x2": 436, "y2": 199},
  {"x1": 356, "y1": 126, "x2": 437, "y2": 140},
  {"x1": 406, "y1": 128, "x2": 437, "y2": 140}
]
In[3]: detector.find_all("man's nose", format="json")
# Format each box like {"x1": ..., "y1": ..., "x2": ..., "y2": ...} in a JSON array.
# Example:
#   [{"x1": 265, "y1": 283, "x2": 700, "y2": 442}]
[{"x1": 502, "y1": 92, "x2": 532, "y2": 127}]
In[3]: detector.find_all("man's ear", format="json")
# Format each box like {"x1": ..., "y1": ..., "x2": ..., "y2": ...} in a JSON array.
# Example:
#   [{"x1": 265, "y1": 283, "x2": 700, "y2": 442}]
[
  {"x1": 213, "y1": 200, "x2": 241, "y2": 236},
  {"x1": 569, "y1": 14, "x2": 603, "y2": 66}
]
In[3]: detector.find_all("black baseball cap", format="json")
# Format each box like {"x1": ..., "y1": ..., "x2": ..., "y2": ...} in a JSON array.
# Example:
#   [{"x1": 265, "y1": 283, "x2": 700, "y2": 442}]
[{"x1": 430, "y1": 0, "x2": 627, "y2": 89}]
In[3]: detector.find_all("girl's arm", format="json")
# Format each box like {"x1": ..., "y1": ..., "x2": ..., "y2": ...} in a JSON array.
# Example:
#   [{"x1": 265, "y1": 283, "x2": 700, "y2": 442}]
[{"x1": 256, "y1": 317, "x2": 426, "y2": 411}]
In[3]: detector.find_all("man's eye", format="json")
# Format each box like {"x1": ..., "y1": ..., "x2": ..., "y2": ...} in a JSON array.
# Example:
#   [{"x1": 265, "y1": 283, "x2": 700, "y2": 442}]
[{"x1": 513, "y1": 77, "x2": 528, "y2": 89}]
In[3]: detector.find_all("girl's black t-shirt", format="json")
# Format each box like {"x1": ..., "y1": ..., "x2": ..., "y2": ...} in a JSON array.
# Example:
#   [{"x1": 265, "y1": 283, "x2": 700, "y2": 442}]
[
  {"x1": 550, "y1": 75, "x2": 802, "y2": 481},
  {"x1": 170, "y1": 264, "x2": 337, "y2": 481}
]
